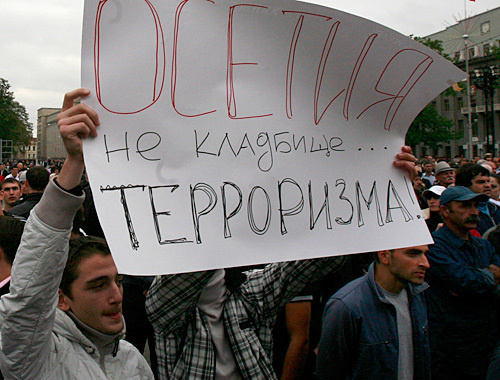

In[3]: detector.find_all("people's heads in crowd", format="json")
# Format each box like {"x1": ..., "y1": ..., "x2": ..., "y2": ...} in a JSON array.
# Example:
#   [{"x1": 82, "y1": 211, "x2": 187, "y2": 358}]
[
  {"x1": 1, "y1": 178, "x2": 22, "y2": 211},
  {"x1": 26, "y1": 166, "x2": 50, "y2": 193},
  {"x1": 423, "y1": 161, "x2": 434, "y2": 175},
  {"x1": 434, "y1": 161, "x2": 455, "y2": 188},
  {"x1": 9, "y1": 167, "x2": 19, "y2": 178},
  {"x1": 423, "y1": 185, "x2": 446, "y2": 213},
  {"x1": 18, "y1": 170, "x2": 28, "y2": 195},
  {"x1": 490, "y1": 174, "x2": 500, "y2": 201},
  {"x1": 412, "y1": 175, "x2": 425, "y2": 193},
  {"x1": 481, "y1": 163, "x2": 493, "y2": 174},
  {"x1": 439, "y1": 186, "x2": 489, "y2": 236},
  {"x1": 455, "y1": 163, "x2": 491, "y2": 196},
  {"x1": 0, "y1": 215, "x2": 25, "y2": 266},
  {"x1": 16, "y1": 162, "x2": 23, "y2": 171},
  {"x1": 375, "y1": 245, "x2": 430, "y2": 288},
  {"x1": 483, "y1": 161, "x2": 496, "y2": 173},
  {"x1": 50, "y1": 166, "x2": 60, "y2": 179},
  {"x1": 58, "y1": 236, "x2": 124, "y2": 335}
]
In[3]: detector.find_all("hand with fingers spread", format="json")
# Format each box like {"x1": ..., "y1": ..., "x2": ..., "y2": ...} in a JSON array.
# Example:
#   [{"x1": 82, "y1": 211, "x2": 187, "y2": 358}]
[
  {"x1": 393, "y1": 145, "x2": 418, "y2": 182},
  {"x1": 56, "y1": 89, "x2": 100, "y2": 190}
]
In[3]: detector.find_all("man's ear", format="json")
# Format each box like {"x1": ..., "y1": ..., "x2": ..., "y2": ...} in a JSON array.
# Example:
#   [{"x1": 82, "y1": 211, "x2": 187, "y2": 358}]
[
  {"x1": 440, "y1": 205, "x2": 449, "y2": 218},
  {"x1": 377, "y1": 250, "x2": 391, "y2": 265},
  {"x1": 58, "y1": 289, "x2": 71, "y2": 311}
]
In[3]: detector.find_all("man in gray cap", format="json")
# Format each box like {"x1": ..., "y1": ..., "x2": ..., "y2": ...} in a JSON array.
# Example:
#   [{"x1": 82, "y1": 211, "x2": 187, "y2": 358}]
[
  {"x1": 425, "y1": 186, "x2": 500, "y2": 379},
  {"x1": 433, "y1": 161, "x2": 455, "y2": 188}
]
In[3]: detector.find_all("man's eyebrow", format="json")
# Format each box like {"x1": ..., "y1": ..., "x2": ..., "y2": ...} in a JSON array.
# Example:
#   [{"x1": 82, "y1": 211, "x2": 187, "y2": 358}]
[
  {"x1": 85, "y1": 276, "x2": 109, "y2": 286},
  {"x1": 405, "y1": 249, "x2": 426, "y2": 255}
]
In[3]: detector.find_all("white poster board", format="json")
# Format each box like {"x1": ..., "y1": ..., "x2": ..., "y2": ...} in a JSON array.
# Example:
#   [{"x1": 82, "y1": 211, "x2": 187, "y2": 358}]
[{"x1": 81, "y1": 0, "x2": 465, "y2": 275}]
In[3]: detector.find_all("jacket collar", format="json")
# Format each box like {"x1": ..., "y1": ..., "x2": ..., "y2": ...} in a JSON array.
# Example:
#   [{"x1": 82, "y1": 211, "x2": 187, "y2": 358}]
[
  {"x1": 435, "y1": 224, "x2": 474, "y2": 250},
  {"x1": 53, "y1": 309, "x2": 125, "y2": 357}
]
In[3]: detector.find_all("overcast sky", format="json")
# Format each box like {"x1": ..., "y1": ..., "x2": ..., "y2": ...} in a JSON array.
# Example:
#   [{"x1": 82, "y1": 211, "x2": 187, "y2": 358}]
[{"x1": 1, "y1": 0, "x2": 499, "y2": 130}]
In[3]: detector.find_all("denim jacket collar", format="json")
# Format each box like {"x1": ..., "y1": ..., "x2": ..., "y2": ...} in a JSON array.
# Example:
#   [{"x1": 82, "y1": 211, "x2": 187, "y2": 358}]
[{"x1": 366, "y1": 261, "x2": 429, "y2": 304}]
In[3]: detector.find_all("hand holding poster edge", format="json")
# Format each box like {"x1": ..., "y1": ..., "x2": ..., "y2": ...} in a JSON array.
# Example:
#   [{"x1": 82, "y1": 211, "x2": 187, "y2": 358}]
[{"x1": 80, "y1": 0, "x2": 464, "y2": 275}]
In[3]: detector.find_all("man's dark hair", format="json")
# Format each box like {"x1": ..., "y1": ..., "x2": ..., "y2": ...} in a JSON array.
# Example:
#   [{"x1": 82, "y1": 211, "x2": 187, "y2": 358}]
[
  {"x1": 423, "y1": 161, "x2": 433, "y2": 167},
  {"x1": 60, "y1": 236, "x2": 111, "y2": 298},
  {"x1": 487, "y1": 225, "x2": 500, "y2": 253},
  {"x1": 1, "y1": 178, "x2": 20, "y2": 190},
  {"x1": 26, "y1": 167, "x2": 50, "y2": 192},
  {"x1": 455, "y1": 163, "x2": 490, "y2": 188},
  {"x1": 0, "y1": 216, "x2": 25, "y2": 265},
  {"x1": 491, "y1": 173, "x2": 500, "y2": 182},
  {"x1": 373, "y1": 249, "x2": 395, "y2": 264}
]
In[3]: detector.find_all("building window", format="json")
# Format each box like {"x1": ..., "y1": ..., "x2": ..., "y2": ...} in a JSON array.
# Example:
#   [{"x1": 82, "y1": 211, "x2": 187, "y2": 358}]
[
  {"x1": 444, "y1": 99, "x2": 450, "y2": 112},
  {"x1": 457, "y1": 98, "x2": 463, "y2": 109},
  {"x1": 483, "y1": 43, "x2": 490, "y2": 56},
  {"x1": 468, "y1": 47, "x2": 475, "y2": 59},
  {"x1": 445, "y1": 146, "x2": 451, "y2": 158}
]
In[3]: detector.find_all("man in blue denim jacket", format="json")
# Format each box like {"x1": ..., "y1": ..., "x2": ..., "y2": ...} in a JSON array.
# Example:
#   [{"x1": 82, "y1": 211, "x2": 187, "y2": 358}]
[
  {"x1": 316, "y1": 245, "x2": 431, "y2": 380},
  {"x1": 426, "y1": 186, "x2": 500, "y2": 379}
]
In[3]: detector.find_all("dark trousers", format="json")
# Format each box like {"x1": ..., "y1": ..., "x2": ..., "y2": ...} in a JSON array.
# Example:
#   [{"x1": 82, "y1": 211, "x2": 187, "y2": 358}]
[{"x1": 122, "y1": 282, "x2": 158, "y2": 379}]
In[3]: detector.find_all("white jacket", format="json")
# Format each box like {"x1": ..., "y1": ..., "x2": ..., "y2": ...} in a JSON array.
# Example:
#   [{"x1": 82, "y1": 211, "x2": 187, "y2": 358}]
[{"x1": 0, "y1": 180, "x2": 154, "y2": 379}]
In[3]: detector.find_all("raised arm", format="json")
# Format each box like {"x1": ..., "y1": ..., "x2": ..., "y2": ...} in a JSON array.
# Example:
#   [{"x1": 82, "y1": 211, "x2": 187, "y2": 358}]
[
  {"x1": 0, "y1": 89, "x2": 98, "y2": 379},
  {"x1": 146, "y1": 271, "x2": 216, "y2": 335},
  {"x1": 279, "y1": 300, "x2": 312, "y2": 380},
  {"x1": 242, "y1": 256, "x2": 346, "y2": 321}
]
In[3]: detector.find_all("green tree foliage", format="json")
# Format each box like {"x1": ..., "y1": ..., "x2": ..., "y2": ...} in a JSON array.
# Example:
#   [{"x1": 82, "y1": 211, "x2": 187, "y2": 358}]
[
  {"x1": 0, "y1": 78, "x2": 32, "y2": 147},
  {"x1": 410, "y1": 35, "x2": 451, "y2": 61},
  {"x1": 405, "y1": 37, "x2": 457, "y2": 154},
  {"x1": 405, "y1": 103, "x2": 462, "y2": 153}
]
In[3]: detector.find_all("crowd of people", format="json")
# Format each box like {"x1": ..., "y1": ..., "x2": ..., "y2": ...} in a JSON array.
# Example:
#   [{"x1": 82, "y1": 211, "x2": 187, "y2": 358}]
[{"x1": 0, "y1": 89, "x2": 499, "y2": 380}]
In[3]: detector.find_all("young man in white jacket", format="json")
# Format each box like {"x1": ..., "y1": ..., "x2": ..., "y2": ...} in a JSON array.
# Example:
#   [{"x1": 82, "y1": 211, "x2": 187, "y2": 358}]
[{"x1": 0, "y1": 89, "x2": 154, "y2": 380}]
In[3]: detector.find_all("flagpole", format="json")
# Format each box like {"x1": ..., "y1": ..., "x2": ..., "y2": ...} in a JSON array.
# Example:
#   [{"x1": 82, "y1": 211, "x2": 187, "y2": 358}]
[{"x1": 464, "y1": 34, "x2": 473, "y2": 160}]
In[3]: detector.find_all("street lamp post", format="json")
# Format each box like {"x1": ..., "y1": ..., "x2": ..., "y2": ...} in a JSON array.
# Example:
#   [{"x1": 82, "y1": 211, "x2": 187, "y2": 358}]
[{"x1": 470, "y1": 66, "x2": 499, "y2": 156}]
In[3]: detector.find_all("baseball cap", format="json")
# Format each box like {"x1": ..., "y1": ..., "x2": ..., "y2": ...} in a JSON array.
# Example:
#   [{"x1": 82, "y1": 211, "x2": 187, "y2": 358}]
[
  {"x1": 440, "y1": 186, "x2": 489, "y2": 206},
  {"x1": 423, "y1": 185, "x2": 446, "y2": 199}
]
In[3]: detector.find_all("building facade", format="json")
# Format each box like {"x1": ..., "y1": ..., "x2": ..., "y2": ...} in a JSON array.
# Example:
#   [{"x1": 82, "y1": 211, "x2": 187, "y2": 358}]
[
  {"x1": 15, "y1": 137, "x2": 38, "y2": 161},
  {"x1": 417, "y1": 6, "x2": 500, "y2": 159},
  {"x1": 37, "y1": 107, "x2": 64, "y2": 161}
]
